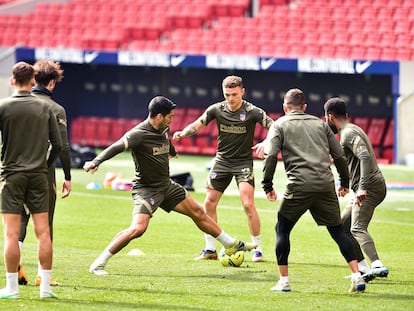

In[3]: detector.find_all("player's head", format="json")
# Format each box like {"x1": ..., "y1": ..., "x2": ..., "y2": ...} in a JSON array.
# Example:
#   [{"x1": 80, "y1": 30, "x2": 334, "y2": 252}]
[
  {"x1": 11, "y1": 62, "x2": 35, "y2": 87},
  {"x1": 33, "y1": 60, "x2": 64, "y2": 89},
  {"x1": 324, "y1": 97, "x2": 348, "y2": 134},
  {"x1": 222, "y1": 75, "x2": 245, "y2": 110},
  {"x1": 283, "y1": 88, "x2": 306, "y2": 113},
  {"x1": 148, "y1": 96, "x2": 176, "y2": 118}
]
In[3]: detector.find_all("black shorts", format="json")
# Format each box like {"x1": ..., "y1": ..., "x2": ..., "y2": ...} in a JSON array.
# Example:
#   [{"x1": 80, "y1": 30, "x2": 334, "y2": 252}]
[{"x1": 278, "y1": 190, "x2": 341, "y2": 226}]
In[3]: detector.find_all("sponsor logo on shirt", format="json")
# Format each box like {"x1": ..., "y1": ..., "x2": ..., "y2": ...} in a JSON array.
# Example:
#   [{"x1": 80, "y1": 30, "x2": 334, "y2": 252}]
[
  {"x1": 220, "y1": 124, "x2": 247, "y2": 134},
  {"x1": 153, "y1": 144, "x2": 170, "y2": 156}
]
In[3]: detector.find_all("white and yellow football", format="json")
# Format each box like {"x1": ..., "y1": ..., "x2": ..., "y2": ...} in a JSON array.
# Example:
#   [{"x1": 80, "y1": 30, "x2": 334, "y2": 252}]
[{"x1": 219, "y1": 247, "x2": 244, "y2": 267}]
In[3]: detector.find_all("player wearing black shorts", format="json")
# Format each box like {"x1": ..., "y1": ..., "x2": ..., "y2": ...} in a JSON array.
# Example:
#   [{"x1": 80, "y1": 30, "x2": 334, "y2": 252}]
[{"x1": 262, "y1": 88, "x2": 365, "y2": 293}]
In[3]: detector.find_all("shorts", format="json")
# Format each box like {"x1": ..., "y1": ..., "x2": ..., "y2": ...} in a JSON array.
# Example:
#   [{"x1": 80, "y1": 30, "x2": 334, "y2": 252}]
[
  {"x1": 207, "y1": 161, "x2": 254, "y2": 193},
  {"x1": 0, "y1": 172, "x2": 49, "y2": 214},
  {"x1": 278, "y1": 189, "x2": 341, "y2": 227},
  {"x1": 131, "y1": 179, "x2": 187, "y2": 217}
]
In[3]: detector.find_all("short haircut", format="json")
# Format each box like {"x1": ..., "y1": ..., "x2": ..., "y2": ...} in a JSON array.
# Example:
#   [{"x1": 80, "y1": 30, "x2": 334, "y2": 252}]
[
  {"x1": 34, "y1": 60, "x2": 64, "y2": 86},
  {"x1": 222, "y1": 75, "x2": 243, "y2": 89},
  {"x1": 284, "y1": 88, "x2": 305, "y2": 108},
  {"x1": 12, "y1": 62, "x2": 35, "y2": 86},
  {"x1": 148, "y1": 96, "x2": 176, "y2": 118},
  {"x1": 324, "y1": 97, "x2": 348, "y2": 118}
]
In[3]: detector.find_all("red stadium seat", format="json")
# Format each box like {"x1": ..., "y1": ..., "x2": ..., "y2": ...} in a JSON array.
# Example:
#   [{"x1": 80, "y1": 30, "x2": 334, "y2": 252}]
[
  {"x1": 353, "y1": 117, "x2": 371, "y2": 133},
  {"x1": 366, "y1": 117, "x2": 388, "y2": 147}
]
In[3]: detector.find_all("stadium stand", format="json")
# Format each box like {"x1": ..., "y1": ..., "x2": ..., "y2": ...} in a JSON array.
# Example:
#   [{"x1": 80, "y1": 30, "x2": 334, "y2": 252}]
[{"x1": 1, "y1": 0, "x2": 405, "y2": 162}]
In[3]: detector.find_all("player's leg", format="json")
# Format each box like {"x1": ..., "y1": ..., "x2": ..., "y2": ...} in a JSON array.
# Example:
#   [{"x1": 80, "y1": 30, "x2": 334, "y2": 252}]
[
  {"x1": 352, "y1": 182, "x2": 388, "y2": 279},
  {"x1": 89, "y1": 212, "x2": 150, "y2": 276},
  {"x1": 194, "y1": 188, "x2": 222, "y2": 260},
  {"x1": 174, "y1": 195, "x2": 257, "y2": 255},
  {"x1": 35, "y1": 166, "x2": 58, "y2": 286},
  {"x1": 31, "y1": 211, "x2": 56, "y2": 298},
  {"x1": 195, "y1": 166, "x2": 230, "y2": 260},
  {"x1": 341, "y1": 200, "x2": 369, "y2": 274},
  {"x1": 0, "y1": 213, "x2": 21, "y2": 299},
  {"x1": 18, "y1": 208, "x2": 30, "y2": 285},
  {"x1": 238, "y1": 181, "x2": 263, "y2": 262}
]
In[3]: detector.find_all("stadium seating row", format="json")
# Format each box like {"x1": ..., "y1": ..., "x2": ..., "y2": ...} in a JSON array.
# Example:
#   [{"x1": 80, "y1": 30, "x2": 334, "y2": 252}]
[{"x1": 70, "y1": 112, "x2": 394, "y2": 163}]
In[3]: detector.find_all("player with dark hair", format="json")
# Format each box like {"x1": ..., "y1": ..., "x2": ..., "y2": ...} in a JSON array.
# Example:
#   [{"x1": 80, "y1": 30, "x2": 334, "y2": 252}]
[
  {"x1": 0, "y1": 61, "x2": 61, "y2": 299},
  {"x1": 262, "y1": 88, "x2": 366, "y2": 293},
  {"x1": 85, "y1": 96, "x2": 257, "y2": 276},
  {"x1": 324, "y1": 97, "x2": 388, "y2": 282},
  {"x1": 18, "y1": 60, "x2": 72, "y2": 287},
  {"x1": 173, "y1": 75, "x2": 273, "y2": 262}
]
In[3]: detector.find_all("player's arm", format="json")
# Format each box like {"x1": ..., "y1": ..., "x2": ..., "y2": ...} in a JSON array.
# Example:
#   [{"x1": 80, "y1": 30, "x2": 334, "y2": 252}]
[
  {"x1": 172, "y1": 119, "x2": 205, "y2": 141},
  {"x1": 84, "y1": 137, "x2": 127, "y2": 174},
  {"x1": 47, "y1": 109, "x2": 62, "y2": 167}
]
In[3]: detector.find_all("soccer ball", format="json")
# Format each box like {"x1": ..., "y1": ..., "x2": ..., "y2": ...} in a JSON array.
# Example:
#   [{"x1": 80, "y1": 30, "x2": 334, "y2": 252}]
[{"x1": 219, "y1": 247, "x2": 244, "y2": 267}]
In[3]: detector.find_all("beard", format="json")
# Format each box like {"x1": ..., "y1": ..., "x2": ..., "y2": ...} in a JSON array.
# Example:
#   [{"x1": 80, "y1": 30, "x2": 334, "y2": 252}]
[{"x1": 328, "y1": 121, "x2": 338, "y2": 134}]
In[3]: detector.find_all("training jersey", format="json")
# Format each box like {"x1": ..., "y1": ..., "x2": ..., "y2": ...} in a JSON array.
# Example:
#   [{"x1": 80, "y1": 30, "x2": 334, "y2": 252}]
[
  {"x1": 199, "y1": 100, "x2": 273, "y2": 166},
  {"x1": 263, "y1": 110, "x2": 349, "y2": 193},
  {"x1": 32, "y1": 86, "x2": 72, "y2": 181},
  {"x1": 0, "y1": 90, "x2": 61, "y2": 176},
  {"x1": 93, "y1": 119, "x2": 176, "y2": 189},
  {"x1": 339, "y1": 121, "x2": 385, "y2": 192}
]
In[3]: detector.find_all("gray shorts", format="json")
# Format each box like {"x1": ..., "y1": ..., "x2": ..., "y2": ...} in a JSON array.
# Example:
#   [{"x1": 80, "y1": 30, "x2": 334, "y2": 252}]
[
  {"x1": 207, "y1": 161, "x2": 254, "y2": 193},
  {"x1": 279, "y1": 189, "x2": 341, "y2": 227},
  {"x1": 131, "y1": 179, "x2": 187, "y2": 217},
  {"x1": 0, "y1": 172, "x2": 49, "y2": 214}
]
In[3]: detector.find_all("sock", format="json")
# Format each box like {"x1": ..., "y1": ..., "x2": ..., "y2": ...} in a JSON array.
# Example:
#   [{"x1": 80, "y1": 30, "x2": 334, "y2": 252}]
[
  {"x1": 6, "y1": 272, "x2": 18, "y2": 293},
  {"x1": 251, "y1": 235, "x2": 262, "y2": 251},
  {"x1": 371, "y1": 259, "x2": 384, "y2": 268},
  {"x1": 96, "y1": 248, "x2": 113, "y2": 264},
  {"x1": 205, "y1": 234, "x2": 216, "y2": 251},
  {"x1": 215, "y1": 231, "x2": 236, "y2": 248},
  {"x1": 40, "y1": 270, "x2": 52, "y2": 293},
  {"x1": 351, "y1": 272, "x2": 362, "y2": 281},
  {"x1": 18, "y1": 242, "x2": 23, "y2": 264},
  {"x1": 358, "y1": 259, "x2": 370, "y2": 274},
  {"x1": 280, "y1": 276, "x2": 289, "y2": 283}
]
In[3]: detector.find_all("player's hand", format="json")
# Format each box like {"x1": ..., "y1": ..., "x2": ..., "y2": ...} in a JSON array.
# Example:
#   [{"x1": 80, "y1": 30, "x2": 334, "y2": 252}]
[
  {"x1": 356, "y1": 189, "x2": 367, "y2": 202},
  {"x1": 337, "y1": 186, "x2": 350, "y2": 197},
  {"x1": 266, "y1": 189, "x2": 277, "y2": 201},
  {"x1": 83, "y1": 161, "x2": 98, "y2": 174},
  {"x1": 172, "y1": 131, "x2": 183, "y2": 141},
  {"x1": 252, "y1": 141, "x2": 266, "y2": 159},
  {"x1": 61, "y1": 180, "x2": 71, "y2": 198}
]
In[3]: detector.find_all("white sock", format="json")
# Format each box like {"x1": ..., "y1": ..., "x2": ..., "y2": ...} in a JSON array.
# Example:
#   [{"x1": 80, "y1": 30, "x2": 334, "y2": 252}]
[
  {"x1": 215, "y1": 231, "x2": 236, "y2": 248},
  {"x1": 351, "y1": 272, "x2": 362, "y2": 280},
  {"x1": 96, "y1": 248, "x2": 113, "y2": 264},
  {"x1": 6, "y1": 272, "x2": 18, "y2": 293},
  {"x1": 371, "y1": 259, "x2": 384, "y2": 268},
  {"x1": 358, "y1": 259, "x2": 370, "y2": 274},
  {"x1": 251, "y1": 235, "x2": 262, "y2": 251},
  {"x1": 204, "y1": 234, "x2": 216, "y2": 251},
  {"x1": 40, "y1": 270, "x2": 52, "y2": 293},
  {"x1": 280, "y1": 276, "x2": 289, "y2": 283},
  {"x1": 18, "y1": 242, "x2": 23, "y2": 264}
]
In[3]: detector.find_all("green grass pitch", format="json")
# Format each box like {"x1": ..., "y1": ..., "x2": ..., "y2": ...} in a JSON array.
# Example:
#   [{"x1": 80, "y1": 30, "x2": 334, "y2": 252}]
[{"x1": 0, "y1": 154, "x2": 413, "y2": 310}]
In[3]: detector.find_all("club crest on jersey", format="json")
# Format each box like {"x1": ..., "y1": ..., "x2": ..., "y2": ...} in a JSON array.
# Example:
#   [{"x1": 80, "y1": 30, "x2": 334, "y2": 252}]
[{"x1": 239, "y1": 113, "x2": 246, "y2": 121}]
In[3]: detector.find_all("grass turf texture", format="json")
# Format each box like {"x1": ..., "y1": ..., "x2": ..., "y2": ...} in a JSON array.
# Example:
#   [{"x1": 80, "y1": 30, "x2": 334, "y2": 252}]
[{"x1": 0, "y1": 154, "x2": 413, "y2": 310}]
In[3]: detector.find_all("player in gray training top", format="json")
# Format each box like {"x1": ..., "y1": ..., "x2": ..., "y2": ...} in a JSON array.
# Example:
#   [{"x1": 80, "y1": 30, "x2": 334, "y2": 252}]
[
  {"x1": 324, "y1": 97, "x2": 388, "y2": 282},
  {"x1": 262, "y1": 88, "x2": 366, "y2": 293},
  {"x1": 84, "y1": 96, "x2": 257, "y2": 276},
  {"x1": 173, "y1": 75, "x2": 273, "y2": 262}
]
